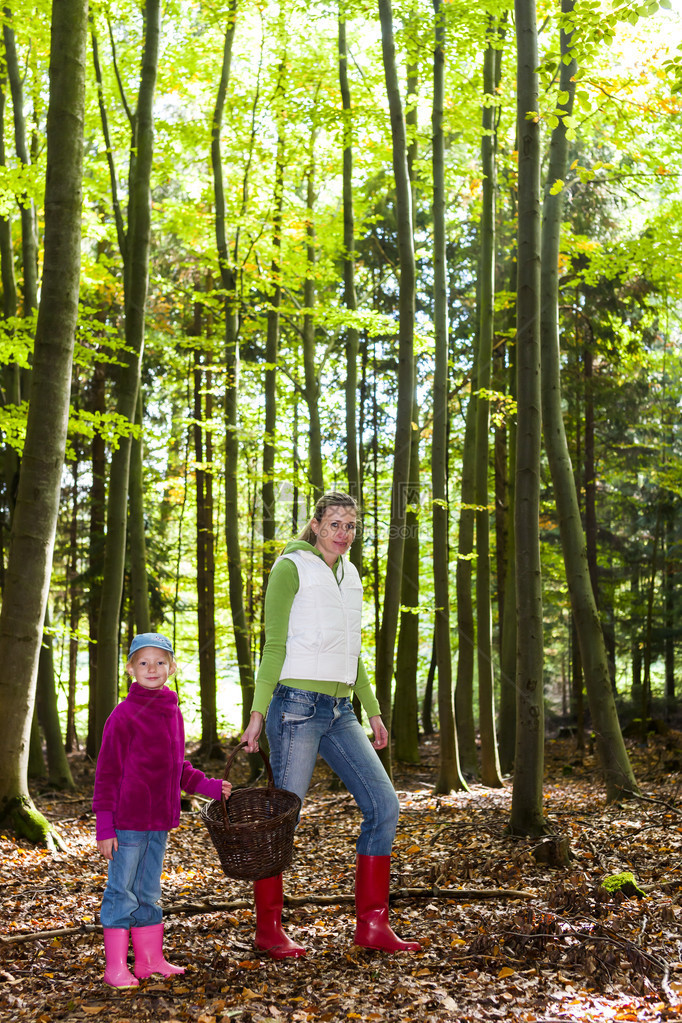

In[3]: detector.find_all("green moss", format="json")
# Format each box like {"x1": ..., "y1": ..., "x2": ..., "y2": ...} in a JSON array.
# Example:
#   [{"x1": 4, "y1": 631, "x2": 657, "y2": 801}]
[
  {"x1": 600, "y1": 871, "x2": 646, "y2": 898},
  {"x1": 3, "y1": 795, "x2": 62, "y2": 850}
]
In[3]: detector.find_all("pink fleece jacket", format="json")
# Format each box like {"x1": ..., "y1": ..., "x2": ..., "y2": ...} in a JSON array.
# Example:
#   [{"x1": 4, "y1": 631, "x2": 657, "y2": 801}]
[{"x1": 92, "y1": 681, "x2": 222, "y2": 841}]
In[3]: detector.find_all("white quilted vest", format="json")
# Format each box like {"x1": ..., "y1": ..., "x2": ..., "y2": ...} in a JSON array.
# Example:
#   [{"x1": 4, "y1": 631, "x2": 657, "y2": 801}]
[{"x1": 278, "y1": 550, "x2": 363, "y2": 685}]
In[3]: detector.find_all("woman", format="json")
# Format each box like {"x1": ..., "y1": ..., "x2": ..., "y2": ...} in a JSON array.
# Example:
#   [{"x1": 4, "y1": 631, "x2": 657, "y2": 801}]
[{"x1": 242, "y1": 491, "x2": 420, "y2": 958}]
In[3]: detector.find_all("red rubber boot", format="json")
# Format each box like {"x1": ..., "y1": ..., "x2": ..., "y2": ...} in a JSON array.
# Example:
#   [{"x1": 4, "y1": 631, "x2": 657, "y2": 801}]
[
  {"x1": 253, "y1": 874, "x2": 306, "y2": 959},
  {"x1": 353, "y1": 855, "x2": 421, "y2": 952},
  {"x1": 131, "y1": 923, "x2": 185, "y2": 978}
]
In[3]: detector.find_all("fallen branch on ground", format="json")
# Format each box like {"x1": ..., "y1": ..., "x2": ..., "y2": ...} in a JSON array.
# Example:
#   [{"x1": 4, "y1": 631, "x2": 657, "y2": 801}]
[{"x1": 0, "y1": 886, "x2": 535, "y2": 944}]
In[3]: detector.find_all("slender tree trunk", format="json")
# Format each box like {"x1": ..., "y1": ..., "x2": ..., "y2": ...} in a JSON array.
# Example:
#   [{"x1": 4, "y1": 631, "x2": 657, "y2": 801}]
[
  {"x1": 475, "y1": 23, "x2": 503, "y2": 789},
  {"x1": 498, "y1": 254, "x2": 518, "y2": 775},
  {"x1": 571, "y1": 617, "x2": 585, "y2": 752},
  {"x1": 394, "y1": 46, "x2": 420, "y2": 765},
  {"x1": 394, "y1": 407, "x2": 420, "y2": 763},
  {"x1": 664, "y1": 502, "x2": 675, "y2": 711},
  {"x1": 630, "y1": 564, "x2": 642, "y2": 705},
  {"x1": 432, "y1": 0, "x2": 466, "y2": 792},
  {"x1": 375, "y1": 0, "x2": 416, "y2": 778},
  {"x1": 509, "y1": 0, "x2": 546, "y2": 837},
  {"x1": 642, "y1": 503, "x2": 661, "y2": 730},
  {"x1": 302, "y1": 114, "x2": 324, "y2": 498},
  {"x1": 4, "y1": 7, "x2": 39, "y2": 319},
  {"x1": 422, "y1": 635, "x2": 436, "y2": 736},
  {"x1": 261, "y1": 113, "x2": 285, "y2": 646},
  {"x1": 211, "y1": 0, "x2": 255, "y2": 728},
  {"x1": 128, "y1": 390, "x2": 151, "y2": 633},
  {"x1": 37, "y1": 606, "x2": 74, "y2": 790},
  {"x1": 0, "y1": 61, "x2": 19, "y2": 563},
  {"x1": 338, "y1": 8, "x2": 361, "y2": 574},
  {"x1": 494, "y1": 342, "x2": 507, "y2": 646},
  {"x1": 0, "y1": 0, "x2": 86, "y2": 842},
  {"x1": 65, "y1": 457, "x2": 79, "y2": 752},
  {"x1": 193, "y1": 340, "x2": 218, "y2": 754},
  {"x1": 87, "y1": 359, "x2": 106, "y2": 758},
  {"x1": 538, "y1": 0, "x2": 637, "y2": 800},
  {"x1": 95, "y1": 0, "x2": 159, "y2": 749},
  {"x1": 455, "y1": 385, "x2": 478, "y2": 776}
]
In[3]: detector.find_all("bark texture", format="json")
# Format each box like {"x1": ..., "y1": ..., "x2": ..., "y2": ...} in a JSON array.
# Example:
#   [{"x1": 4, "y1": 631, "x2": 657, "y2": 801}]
[{"x1": 0, "y1": 0, "x2": 87, "y2": 838}]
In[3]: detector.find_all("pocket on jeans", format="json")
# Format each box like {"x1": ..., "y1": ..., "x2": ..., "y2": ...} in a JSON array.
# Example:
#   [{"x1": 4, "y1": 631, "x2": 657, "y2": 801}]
[{"x1": 280, "y1": 694, "x2": 316, "y2": 724}]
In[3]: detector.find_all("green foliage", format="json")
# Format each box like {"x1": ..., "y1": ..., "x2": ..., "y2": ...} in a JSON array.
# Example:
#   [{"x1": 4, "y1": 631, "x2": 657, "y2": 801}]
[{"x1": 1, "y1": 0, "x2": 681, "y2": 745}]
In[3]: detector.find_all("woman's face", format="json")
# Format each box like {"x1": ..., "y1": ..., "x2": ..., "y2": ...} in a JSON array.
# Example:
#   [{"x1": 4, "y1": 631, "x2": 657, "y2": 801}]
[{"x1": 311, "y1": 505, "x2": 357, "y2": 566}]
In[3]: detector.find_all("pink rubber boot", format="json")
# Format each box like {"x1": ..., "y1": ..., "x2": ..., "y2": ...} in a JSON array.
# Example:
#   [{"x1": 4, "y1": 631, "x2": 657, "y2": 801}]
[
  {"x1": 131, "y1": 922, "x2": 185, "y2": 978},
  {"x1": 103, "y1": 928, "x2": 139, "y2": 988}
]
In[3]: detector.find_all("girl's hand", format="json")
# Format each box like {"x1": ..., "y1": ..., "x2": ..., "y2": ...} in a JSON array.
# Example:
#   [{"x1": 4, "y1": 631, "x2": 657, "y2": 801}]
[
  {"x1": 97, "y1": 837, "x2": 118, "y2": 860},
  {"x1": 369, "y1": 715, "x2": 388, "y2": 750},
  {"x1": 221, "y1": 779, "x2": 232, "y2": 799},
  {"x1": 241, "y1": 712, "x2": 264, "y2": 753}
]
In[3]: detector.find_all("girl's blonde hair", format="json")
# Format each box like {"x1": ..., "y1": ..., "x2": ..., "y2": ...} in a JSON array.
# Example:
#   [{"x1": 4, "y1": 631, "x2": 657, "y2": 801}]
[{"x1": 298, "y1": 491, "x2": 359, "y2": 545}]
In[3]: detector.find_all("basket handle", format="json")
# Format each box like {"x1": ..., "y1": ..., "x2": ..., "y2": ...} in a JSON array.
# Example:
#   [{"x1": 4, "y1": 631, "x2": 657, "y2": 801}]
[{"x1": 220, "y1": 740, "x2": 276, "y2": 829}]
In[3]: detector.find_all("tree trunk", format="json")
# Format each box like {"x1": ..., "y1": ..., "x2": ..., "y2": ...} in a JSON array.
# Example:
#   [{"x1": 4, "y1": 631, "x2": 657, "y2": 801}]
[
  {"x1": 65, "y1": 457, "x2": 79, "y2": 752},
  {"x1": 36, "y1": 606, "x2": 74, "y2": 790},
  {"x1": 128, "y1": 390, "x2": 151, "y2": 633},
  {"x1": 302, "y1": 115, "x2": 324, "y2": 499},
  {"x1": 0, "y1": 59, "x2": 19, "y2": 565},
  {"x1": 432, "y1": 0, "x2": 466, "y2": 793},
  {"x1": 509, "y1": 0, "x2": 546, "y2": 837},
  {"x1": 454, "y1": 385, "x2": 478, "y2": 776},
  {"x1": 211, "y1": 0, "x2": 255, "y2": 730},
  {"x1": 261, "y1": 111, "x2": 285, "y2": 647},
  {"x1": 394, "y1": 404, "x2": 420, "y2": 764},
  {"x1": 664, "y1": 500, "x2": 675, "y2": 712},
  {"x1": 538, "y1": 0, "x2": 637, "y2": 800},
  {"x1": 95, "y1": 0, "x2": 159, "y2": 750},
  {"x1": 422, "y1": 635, "x2": 436, "y2": 736},
  {"x1": 0, "y1": 0, "x2": 86, "y2": 843},
  {"x1": 193, "y1": 340, "x2": 218, "y2": 754},
  {"x1": 630, "y1": 565, "x2": 642, "y2": 706},
  {"x1": 475, "y1": 23, "x2": 503, "y2": 789},
  {"x1": 4, "y1": 7, "x2": 39, "y2": 319},
  {"x1": 498, "y1": 257, "x2": 518, "y2": 775},
  {"x1": 571, "y1": 617, "x2": 585, "y2": 753},
  {"x1": 86, "y1": 358, "x2": 106, "y2": 758},
  {"x1": 375, "y1": 0, "x2": 416, "y2": 779},
  {"x1": 394, "y1": 47, "x2": 420, "y2": 766},
  {"x1": 338, "y1": 8, "x2": 361, "y2": 575}
]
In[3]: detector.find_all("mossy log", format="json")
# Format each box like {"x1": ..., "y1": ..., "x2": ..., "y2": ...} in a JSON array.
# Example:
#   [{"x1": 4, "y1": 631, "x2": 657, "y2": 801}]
[
  {"x1": 1, "y1": 794, "x2": 66, "y2": 852},
  {"x1": 600, "y1": 870, "x2": 646, "y2": 899}
]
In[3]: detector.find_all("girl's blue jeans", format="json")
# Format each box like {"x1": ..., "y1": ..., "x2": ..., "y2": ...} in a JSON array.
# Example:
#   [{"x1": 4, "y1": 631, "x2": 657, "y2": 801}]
[
  {"x1": 265, "y1": 685, "x2": 400, "y2": 856},
  {"x1": 100, "y1": 829, "x2": 168, "y2": 929}
]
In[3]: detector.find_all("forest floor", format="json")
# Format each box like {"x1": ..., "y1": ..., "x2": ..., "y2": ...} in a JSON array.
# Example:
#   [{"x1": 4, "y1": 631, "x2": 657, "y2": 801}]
[{"x1": 1, "y1": 730, "x2": 682, "y2": 1023}]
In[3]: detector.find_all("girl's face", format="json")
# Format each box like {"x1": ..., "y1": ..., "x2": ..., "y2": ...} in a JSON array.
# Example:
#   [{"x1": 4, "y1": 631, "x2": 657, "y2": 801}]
[
  {"x1": 127, "y1": 647, "x2": 175, "y2": 690},
  {"x1": 311, "y1": 505, "x2": 357, "y2": 567}
]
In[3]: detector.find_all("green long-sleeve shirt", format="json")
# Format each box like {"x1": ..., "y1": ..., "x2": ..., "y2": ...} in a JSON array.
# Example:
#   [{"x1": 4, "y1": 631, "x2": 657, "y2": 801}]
[{"x1": 251, "y1": 541, "x2": 380, "y2": 720}]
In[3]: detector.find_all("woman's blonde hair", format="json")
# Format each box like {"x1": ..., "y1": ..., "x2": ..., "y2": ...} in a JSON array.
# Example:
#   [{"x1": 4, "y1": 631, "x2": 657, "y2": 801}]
[{"x1": 298, "y1": 491, "x2": 359, "y2": 545}]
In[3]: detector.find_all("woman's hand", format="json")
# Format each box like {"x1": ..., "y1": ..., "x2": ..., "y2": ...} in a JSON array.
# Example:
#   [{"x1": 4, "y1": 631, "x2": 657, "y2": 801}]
[
  {"x1": 368, "y1": 715, "x2": 388, "y2": 750},
  {"x1": 97, "y1": 837, "x2": 118, "y2": 860},
  {"x1": 241, "y1": 711, "x2": 264, "y2": 753},
  {"x1": 221, "y1": 780, "x2": 232, "y2": 799}
]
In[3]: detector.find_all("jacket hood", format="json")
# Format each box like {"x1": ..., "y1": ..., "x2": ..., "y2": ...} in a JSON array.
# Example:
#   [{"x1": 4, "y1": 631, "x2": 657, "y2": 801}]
[
  {"x1": 281, "y1": 538, "x2": 346, "y2": 578},
  {"x1": 282, "y1": 540, "x2": 324, "y2": 558}
]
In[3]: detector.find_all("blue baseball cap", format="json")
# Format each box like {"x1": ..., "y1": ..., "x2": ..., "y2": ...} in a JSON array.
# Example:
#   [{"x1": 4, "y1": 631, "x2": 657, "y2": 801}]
[{"x1": 128, "y1": 632, "x2": 174, "y2": 659}]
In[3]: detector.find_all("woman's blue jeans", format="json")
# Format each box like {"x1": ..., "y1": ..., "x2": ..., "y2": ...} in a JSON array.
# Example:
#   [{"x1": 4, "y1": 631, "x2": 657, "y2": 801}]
[
  {"x1": 265, "y1": 685, "x2": 400, "y2": 856},
  {"x1": 100, "y1": 829, "x2": 168, "y2": 929}
]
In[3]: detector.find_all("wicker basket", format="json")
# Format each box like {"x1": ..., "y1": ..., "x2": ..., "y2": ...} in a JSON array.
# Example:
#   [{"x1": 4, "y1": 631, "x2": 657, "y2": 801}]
[{"x1": 201, "y1": 741, "x2": 301, "y2": 881}]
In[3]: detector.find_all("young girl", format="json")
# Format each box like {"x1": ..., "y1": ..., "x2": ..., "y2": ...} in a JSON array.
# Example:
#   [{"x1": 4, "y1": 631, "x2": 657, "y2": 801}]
[{"x1": 93, "y1": 632, "x2": 230, "y2": 988}]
